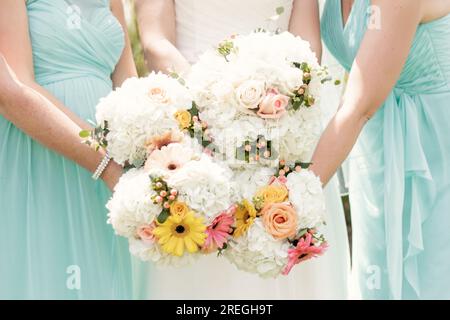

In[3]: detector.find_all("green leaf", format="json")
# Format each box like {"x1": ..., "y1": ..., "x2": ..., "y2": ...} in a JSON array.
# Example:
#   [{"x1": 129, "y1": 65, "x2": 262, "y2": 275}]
[
  {"x1": 169, "y1": 71, "x2": 179, "y2": 79},
  {"x1": 292, "y1": 97, "x2": 303, "y2": 110},
  {"x1": 320, "y1": 76, "x2": 332, "y2": 84},
  {"x1": 297, "y1": 229, "x2": 308, "y2": 238},
  {"x1": 300, "y1": 62, "x2": 311, "y2": 73},
  {"x1": 276, "y1": 6, "x2": 285, "y2": 15},
  {"x1": 79, "y1": 130, "x2": 91, "y2": 138},
  {"x1": 190, "y1": 101, "x2": 200, "y2": 116},
  {"x1": 305, "y1": 95, "x2": 315, "y2": 106},
  {"x1": 101, "y1": 139, "x2": 108, "y2": 148},
  {"x1": 94, "y1": 126, "x2": 103, "y2": 135},
  {"x1": 157, "y1": 209, "x2": 170, "y2": 224},
  {"x1": 296, "y1": 161, "x2": 313, "y2": 169}
]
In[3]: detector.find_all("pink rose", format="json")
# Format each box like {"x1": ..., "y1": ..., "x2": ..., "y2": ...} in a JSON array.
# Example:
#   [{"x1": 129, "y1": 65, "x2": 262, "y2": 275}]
[
  {"x1": 257, "y1": 89, "x2": 289, "y2": 119},
  {"x1": 269, "y1": 175, "x2": 288, "y2": 186}
]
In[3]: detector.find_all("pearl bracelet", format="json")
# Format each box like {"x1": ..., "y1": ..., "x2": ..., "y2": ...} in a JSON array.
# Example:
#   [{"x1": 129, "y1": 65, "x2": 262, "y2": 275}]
[{"x1": 92, "y1": 152, "x2": 111, "y2": 180}]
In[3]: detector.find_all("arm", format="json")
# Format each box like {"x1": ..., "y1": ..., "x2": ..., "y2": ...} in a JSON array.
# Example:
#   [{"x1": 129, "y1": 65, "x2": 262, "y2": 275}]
[
  {"x1": 135, "y1": 0, "x2": 190, "y2": 74},
  {"x1": 0, "y1": 1, "x2": 123, "y2": 190},
  {"x1": 0, "y1": 1, "x2": 89, "y2": 129},
  {"x1": 0, "y1": 55, "x2": 122, "y2": 190},
  {"x1": 289, "y1": 0, "x2": 322, "y2": 63},
  {"x1": 110, "y1": 0, "x2": 138, "y2": 87},
  {"x1": 310, "y1": 0, "x2": 423, "y2": 185}
]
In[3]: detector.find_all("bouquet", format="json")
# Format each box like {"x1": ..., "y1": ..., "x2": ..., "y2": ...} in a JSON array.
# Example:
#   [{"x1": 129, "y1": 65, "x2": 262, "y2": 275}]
[
  {"x1": 83, "y1": 73, "x2": 236, "y2": 265},
  {"x1": 82, "y1": 32, "x2": 330, "y2": 275},
  {"x1": 187, "y1": 31, "x2": 330, "y2": 277},
  {"x1": 81, "y1": 72, "x2": 194, "y2": 167},
  {"x1": 188, "y1": 31, "x2": 328, "y2": 165},
  {"x1": 107, "y1": 150, "x2": 236, "y2": 266},
  {"x1": 224, "y1": 167, "x2": 328, "y2": 278}
]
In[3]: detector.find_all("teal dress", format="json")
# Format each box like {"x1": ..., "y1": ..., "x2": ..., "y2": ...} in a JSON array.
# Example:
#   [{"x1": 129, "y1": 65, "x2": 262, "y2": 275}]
[
  {"x1": 321, "y1": 0, "x2": 450, "y2": 299},
  {"x1": 0, "y1": 0, "x2": 132, "y2": 299}
]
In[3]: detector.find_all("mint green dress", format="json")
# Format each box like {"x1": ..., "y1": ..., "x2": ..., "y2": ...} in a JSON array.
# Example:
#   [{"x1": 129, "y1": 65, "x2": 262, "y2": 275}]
[
  {"x1": 0, "y1": 0, "x2": 132, "y2": 299},
  {"x1": 321, "y1": 0, "x2": 450, "y2": 299}
]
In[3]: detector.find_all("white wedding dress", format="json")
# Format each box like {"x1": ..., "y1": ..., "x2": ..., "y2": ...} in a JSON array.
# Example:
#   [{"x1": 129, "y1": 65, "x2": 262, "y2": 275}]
[{"x1": 146, "y1": 0, "x2": 350, "y2": 299}]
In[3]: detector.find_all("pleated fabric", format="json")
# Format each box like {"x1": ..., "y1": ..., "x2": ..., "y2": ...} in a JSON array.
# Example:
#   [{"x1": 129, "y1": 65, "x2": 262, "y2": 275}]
[
  {"x1": 321, "y1": 0, "x2": 450, "y2": 299},
  {"x1": 0, "y1": 0, "x2": 132, "y2": 299}
]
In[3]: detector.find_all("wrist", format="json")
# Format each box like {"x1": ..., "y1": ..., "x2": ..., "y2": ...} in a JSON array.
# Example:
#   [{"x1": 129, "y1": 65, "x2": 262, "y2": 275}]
[{"x1": 102, "y1": 160, "x2": 123, "y2": 191}]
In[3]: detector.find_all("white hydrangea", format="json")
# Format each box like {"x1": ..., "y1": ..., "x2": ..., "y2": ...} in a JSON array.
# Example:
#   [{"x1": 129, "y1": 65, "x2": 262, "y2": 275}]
[
  {"x1": 277, "y1": 107, "x2": 323, "y2": 162},
  {"x1": 166, "y1": 155, "x2": 234, "y2": 223},
  {"x1": 231, "y1": 165, "x2": 274, "y2": 201},
  {"x1": 106, "y1": 168, "x2": 161, "y2": 238},
  {"x1": 225, "y1": 220, "x2": 289, "y2": 278},
  {"x1": 286, "y1": 170, "x2": 326, "y2": 229},
  {"x1": 129, "y1": 238, "x2": 195, "y2": 267},
  {"x1": 95, "y1": 72, "x2": 192, "y2": 166}
]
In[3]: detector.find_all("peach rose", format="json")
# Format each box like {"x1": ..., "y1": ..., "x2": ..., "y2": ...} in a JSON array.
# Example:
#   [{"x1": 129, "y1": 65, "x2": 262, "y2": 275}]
[
  {"x1": 148, "y1": 87, "x2": 171, "y2": 104},
  {"x1": 261, "y1": 203, "x2": 298, "y2": 240},
  {"x1": 137, "y1": 223, "x2": 156, "y2": 243},
  {"x1": 257, "y1": 89, "x2": 289, "y2": 119}
]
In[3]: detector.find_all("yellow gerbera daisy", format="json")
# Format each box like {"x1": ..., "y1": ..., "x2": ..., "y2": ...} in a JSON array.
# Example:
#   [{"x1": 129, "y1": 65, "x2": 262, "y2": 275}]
[
  {"x1": 233, "y1": 199, "x2": 257, "y2": 238},
  {"x1": 153, "y1": 211, "x2": 206, "y2": 256}
]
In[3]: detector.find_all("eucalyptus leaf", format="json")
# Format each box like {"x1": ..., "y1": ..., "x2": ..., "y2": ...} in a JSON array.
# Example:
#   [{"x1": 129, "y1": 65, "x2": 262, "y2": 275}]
[
  {"x1": 79, "y1": 130, "x2": 91, "y2": 138},
  {"x1": 276, "y1": 6, "x2": 284, "y2": 15},
  {"x1": 169, "y1": 72, "x2": 179, "y2": 79}
]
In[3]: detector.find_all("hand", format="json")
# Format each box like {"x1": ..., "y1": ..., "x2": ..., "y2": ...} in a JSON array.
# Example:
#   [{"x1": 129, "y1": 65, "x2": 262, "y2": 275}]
[{"x1": 102, "y1": 160, "x2": 123, "y2": 192}]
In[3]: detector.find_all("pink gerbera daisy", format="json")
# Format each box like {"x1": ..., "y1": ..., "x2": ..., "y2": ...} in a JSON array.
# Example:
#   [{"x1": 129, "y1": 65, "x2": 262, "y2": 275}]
[
  {"x1": 282, "y1": 232, "x2": 328, "y2": 275},
  {"x1": 203, "y1": 206, "x2": 236, "y2": 253},
  {"x1": 145, "y1": 130, "x2": 183, "y2": 154}
]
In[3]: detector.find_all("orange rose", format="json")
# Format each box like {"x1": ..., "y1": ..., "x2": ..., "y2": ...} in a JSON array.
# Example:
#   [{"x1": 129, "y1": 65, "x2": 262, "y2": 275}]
[
  {"x1": 261, "y1": 203, "x2": 298, "y2": 240},
  {"x1": 148, "y1": 87, "x2": 171, "y2": 104}
]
